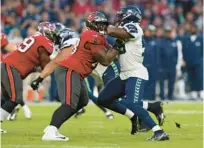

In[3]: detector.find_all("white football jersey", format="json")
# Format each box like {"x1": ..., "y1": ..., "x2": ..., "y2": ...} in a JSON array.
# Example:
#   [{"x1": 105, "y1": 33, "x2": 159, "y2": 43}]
[{"x1": 119, "y1": 22, "x2": 148, "y2": 80}]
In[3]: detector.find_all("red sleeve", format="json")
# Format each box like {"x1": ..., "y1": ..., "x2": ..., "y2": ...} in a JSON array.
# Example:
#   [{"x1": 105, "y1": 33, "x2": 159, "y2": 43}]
[{"x1": 1, "y1": 34, "x2": 8, "y2": 48}]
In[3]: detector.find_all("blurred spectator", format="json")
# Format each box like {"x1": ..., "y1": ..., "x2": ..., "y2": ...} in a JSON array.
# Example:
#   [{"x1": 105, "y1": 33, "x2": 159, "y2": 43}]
[
  {"x1": 72, "y1": 0, "x2": 96, "y2": 16},
  {"x1": 143, "y1": 25, "x2": 159, "y2": 100},
  {"x1": 181, "y1": 23, "x2": 203, "y2": 99},
  {"x1": 8, "y1": 28, "x2": 23, "y2": 45},
  {"x1": 159, "y1": 26, "x2": 178, "y2": 100}
]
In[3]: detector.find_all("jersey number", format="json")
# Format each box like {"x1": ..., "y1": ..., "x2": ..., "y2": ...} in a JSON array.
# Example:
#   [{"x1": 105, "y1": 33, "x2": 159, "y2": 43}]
[
  {"x1": 18, "y1": 37, "x2": 35, "y2": 52},
  {"x1": 71, "y1": 39, "x2": 80, "y2": 54}
]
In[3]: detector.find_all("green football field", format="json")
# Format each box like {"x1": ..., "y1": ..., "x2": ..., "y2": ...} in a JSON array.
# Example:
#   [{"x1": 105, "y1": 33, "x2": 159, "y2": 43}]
[{"x1": 1, "y1": 101, "x2": 203, "y2": 148}]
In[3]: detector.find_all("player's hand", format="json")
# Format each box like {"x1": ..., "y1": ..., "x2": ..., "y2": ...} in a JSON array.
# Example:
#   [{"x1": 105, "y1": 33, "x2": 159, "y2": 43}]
[
  {"x1": 30, "y1": 77, "x2": 44, "y2": 90},
  {"x1": 113, "y1": 39, "x2": 126, "y2": 54}
]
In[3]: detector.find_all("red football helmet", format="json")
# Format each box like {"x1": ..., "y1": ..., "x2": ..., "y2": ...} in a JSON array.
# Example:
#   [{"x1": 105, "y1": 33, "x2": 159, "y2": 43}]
[
  {"x1": 37, "y1": 22, "x2": 59, "y2": 42},
  {"x1": 86, "y1": 12, "x2": 109, "y2": 34}
]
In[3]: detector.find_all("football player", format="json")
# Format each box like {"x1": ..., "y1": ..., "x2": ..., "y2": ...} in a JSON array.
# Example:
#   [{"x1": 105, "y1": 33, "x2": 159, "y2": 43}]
[
  {"x1": 1, "y1": 33, "x2": 32, "y2": 122},
  {"x1": 0, "y1": 22, "x2": 57, "y2": 133},
  {"x1": 30, "y1": 12, "x2": 122, "y2": 141},
  {"x1": 97, "y1": 6, "x2": 169, "y2": 141}
]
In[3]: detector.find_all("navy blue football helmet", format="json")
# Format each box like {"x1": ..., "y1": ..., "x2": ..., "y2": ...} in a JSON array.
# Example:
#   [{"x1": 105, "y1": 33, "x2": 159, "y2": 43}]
[
  {"x1": 55, "y1": 23, "x2": 66, "y2": 31},
  {"x1": 115, "y1": 5, "x2": 142, "y2": 26}
]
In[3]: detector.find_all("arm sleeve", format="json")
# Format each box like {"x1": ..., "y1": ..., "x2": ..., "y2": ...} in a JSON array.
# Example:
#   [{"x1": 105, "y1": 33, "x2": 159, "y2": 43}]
[{"x1": 122, "y1": 23, "x2": 140, "y2": 38}]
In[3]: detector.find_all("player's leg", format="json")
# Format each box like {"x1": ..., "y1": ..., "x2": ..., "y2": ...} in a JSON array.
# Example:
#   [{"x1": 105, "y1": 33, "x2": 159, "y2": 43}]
[
  {"x1": 1, "y1": 63, "x2": 23, "y2": 132},
  {"x1": 168, "y1": 69, "x2": 176, "y2": 100},
  {"x1": 194, "y1": 63, "x2": 203, "y2": 99},
  {"x1": 84, "y1": 77, "x2": 114, "y2": 119},
  {"x1": 97, "y1": 77, "x2": 127, "y2": 115},
  {"x1": 125, "y1": 77, "x2": 169, "y2": 140},
  {"x1": 42, "y1": 66, "x2": 82, "y2": 141},
  {"x1": 98, "y1": 77, "x2": 138, "y2": 133},
  {"x1": 159, "y1": 71, "x2": 165, "y2": 100}
]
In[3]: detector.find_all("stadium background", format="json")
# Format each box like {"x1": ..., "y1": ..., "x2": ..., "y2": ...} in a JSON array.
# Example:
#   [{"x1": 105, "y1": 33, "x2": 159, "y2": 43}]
[{"x1": 1, "y1": 0, "x2": 203, "y2": 148}]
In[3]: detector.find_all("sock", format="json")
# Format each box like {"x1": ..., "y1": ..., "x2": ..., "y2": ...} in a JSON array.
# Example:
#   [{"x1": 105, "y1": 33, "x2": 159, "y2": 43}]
[
  {"x1": 50, "y1": 104, "x2": 76, "y2": 128},
  {"x1": 1, "y1": 100, "x2": 18, "y2": 113},
  {"x1": 19, "y1": 100, "x2": 25, "y2": 106},
  {"x1": 0, "y1": 108, "x2": 10, "y2": 121},
  {"x1": 152, "y1": 125, "x2": 162, "y2": 132},
  {"x1": 142, "y1": 101, "x2": 148, "y2": 110},
  {"x1": 125, "y1": 109, "x2": 134, "y2": 119}
]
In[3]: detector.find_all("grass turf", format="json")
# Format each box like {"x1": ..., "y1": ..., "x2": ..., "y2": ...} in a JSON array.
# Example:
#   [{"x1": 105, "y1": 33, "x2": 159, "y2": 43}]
[{"x1": 1, "y1": 101, "x2": 203, "y2": 148}]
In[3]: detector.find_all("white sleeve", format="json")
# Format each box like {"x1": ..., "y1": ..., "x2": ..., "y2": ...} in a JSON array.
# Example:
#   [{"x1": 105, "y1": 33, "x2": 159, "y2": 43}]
[{"x1": 122, "y1": 23, "x2": 140, "y2": 38}]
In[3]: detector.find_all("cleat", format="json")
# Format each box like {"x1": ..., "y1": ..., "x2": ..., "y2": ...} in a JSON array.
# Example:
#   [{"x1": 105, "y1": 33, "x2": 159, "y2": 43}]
[
  {"x1": 1, "y1": 128, "x2": 7, "y2": 134},
  {"x1": 105, "y1": 112, "x2": 114, "y2": 120},
  {"x1": 130, "y1": 115, "x2": 138, "y2": 135},
  {"x1": 74, "y1": 108, "x2": 85, "y2": 118},
  {"x1": 22, "y1": 105, "x2": 32, "y2": 119},
  {"x1": 7, "y1": 105, "x2": 20, "y2": 121},
  {"x1": 151, "y1": 101, "x2": 165, "y2": 126},
  {"x1": 42, "y1": 126, "x2": 69, "y2": 141},
  {"x1": 106, "y1": 114, "x2": 114, "y2": 119},
  {"x1": 138, "y1": 119, "x2": 151, "y2": 132},
  {"x1": 147, "y1": 130, "x2": 169, "y2": 141}
]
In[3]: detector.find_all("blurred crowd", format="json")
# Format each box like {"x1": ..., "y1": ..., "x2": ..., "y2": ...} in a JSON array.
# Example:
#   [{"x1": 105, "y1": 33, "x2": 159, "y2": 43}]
[
  {"x1": 1, "y1": 0, "x2": 203, "y2": 101},
  {"x1": 1, "y1": 0, "x2": 203, "y2": 38}
]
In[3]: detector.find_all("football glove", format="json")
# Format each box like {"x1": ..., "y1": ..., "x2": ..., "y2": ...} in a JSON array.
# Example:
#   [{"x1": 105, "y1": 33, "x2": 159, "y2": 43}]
[
  {"x1": 30, "y1": 77, "x2": 44, "y2": 90},
  {"x1": 113, "y1": 39, "x2": 126, "y2": 54}
]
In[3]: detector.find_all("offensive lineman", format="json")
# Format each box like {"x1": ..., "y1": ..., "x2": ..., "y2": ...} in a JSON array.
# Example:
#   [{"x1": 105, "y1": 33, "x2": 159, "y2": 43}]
[
  {"x1": 97, "y1": 6, "x2": 169, "y2": 141},
  {"x1": 1, "y1": 33, "x2": 32, "y2": 122},
  {"x1": 30, "y1": 12, "x2": 123, "y2": 141},
  {"x1": 0, "y1": 22, "x2": 57, "y2": 132}
]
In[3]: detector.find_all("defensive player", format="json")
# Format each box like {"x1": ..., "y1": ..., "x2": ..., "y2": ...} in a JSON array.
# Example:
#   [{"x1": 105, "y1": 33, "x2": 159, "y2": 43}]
[
  {"x1": 30, "y1": 12, "x2": 123, "y2": 141},
  {"x1": 1, "y1": 33, "x2": 32, "y2": 121},
  {"x1": 97, "y1": 6, "x2": 169, "y2": 141},
  {"x1": 1, "y1": 22, "x2": 57, "y2": 132}
]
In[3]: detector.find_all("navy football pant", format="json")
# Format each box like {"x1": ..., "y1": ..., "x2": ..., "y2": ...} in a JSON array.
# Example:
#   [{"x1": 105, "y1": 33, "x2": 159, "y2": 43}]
[{"x1": 98, "y1": 76, "x2": 157, "y2": 128}]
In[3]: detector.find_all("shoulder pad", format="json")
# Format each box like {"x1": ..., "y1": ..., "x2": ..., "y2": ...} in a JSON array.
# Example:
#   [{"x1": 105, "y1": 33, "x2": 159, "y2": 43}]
[
  {"x1": 123, "y1": 23, "x2": 138, "y2": 33},
  {"x1": 81, "y1": 30, "x2": 105, "y2": 45},
  {"x1": 58, "y1": 28, "x2": 80, "y2": 50},
  {"x1": 60, "y1": 28, "x2": 79, "y2": 39}
]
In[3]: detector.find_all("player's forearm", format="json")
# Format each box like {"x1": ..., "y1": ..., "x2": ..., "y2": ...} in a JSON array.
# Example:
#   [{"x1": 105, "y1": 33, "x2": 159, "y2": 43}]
[
  {"x1": 107, "y1": 26, "x2": 131, "y2": 39},
  {"x1": 40, "y1": 61, "x2": 58, "y2": 79},
  {"x1": 105, "y1": 48, "x2": 118, "y2": 64}
]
